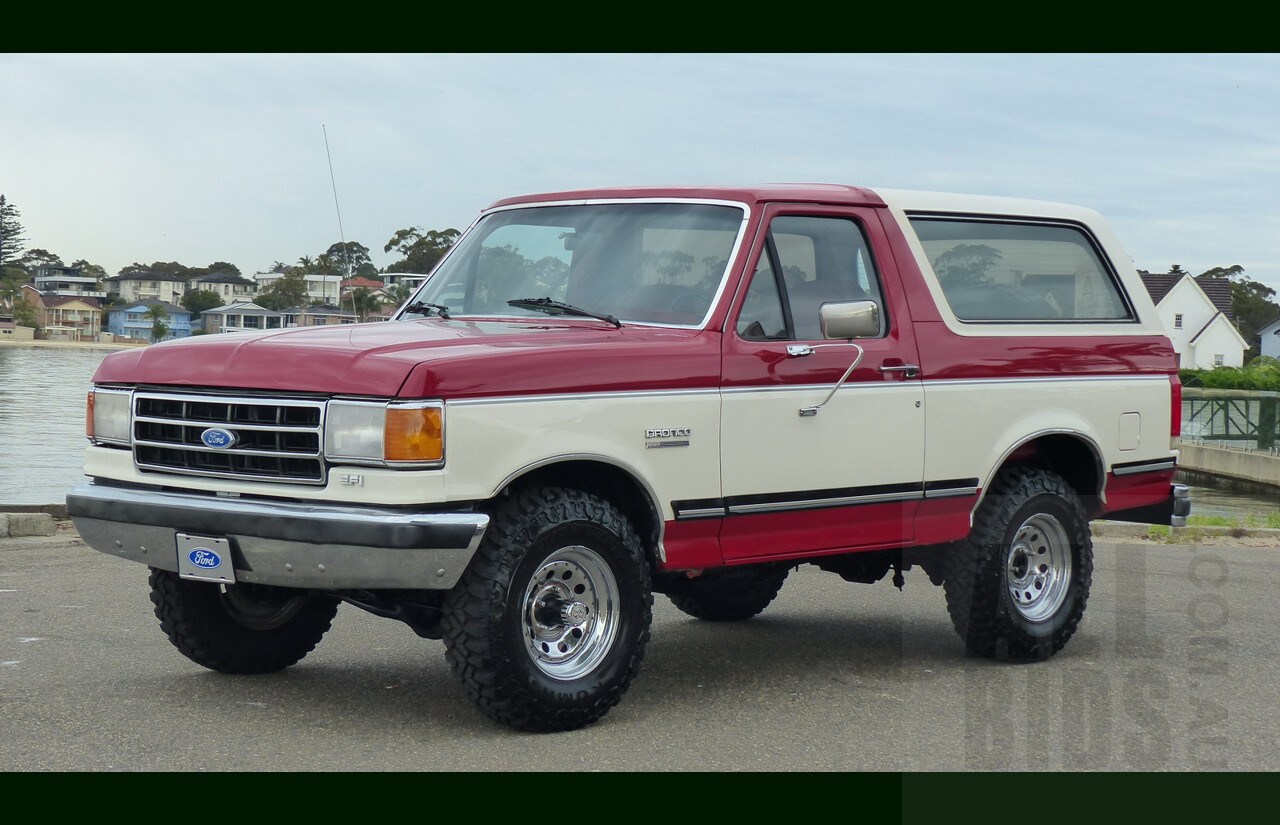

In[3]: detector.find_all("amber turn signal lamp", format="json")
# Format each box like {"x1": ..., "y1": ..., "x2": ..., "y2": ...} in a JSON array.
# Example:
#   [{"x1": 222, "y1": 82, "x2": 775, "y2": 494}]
[{"x1": 384, "y1": 406, "x2": 444, "y2": 462}]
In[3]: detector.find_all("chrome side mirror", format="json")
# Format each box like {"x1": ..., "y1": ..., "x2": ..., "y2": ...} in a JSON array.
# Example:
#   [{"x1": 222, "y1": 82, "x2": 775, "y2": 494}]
[{"x1": 820, "y1": 300, "x2": 881, "y2": 340}]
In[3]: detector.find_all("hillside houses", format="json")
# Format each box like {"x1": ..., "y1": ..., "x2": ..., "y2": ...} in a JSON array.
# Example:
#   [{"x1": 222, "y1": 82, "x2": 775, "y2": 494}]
[{"x1": 5, "y1": 262, "x2": 397, "y2": 343}]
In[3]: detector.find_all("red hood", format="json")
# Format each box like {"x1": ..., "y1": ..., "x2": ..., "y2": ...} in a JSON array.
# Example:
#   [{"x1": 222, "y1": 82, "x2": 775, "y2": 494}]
[{"x1": 92, "y1": 320, "x2": 721, "y2": 398}]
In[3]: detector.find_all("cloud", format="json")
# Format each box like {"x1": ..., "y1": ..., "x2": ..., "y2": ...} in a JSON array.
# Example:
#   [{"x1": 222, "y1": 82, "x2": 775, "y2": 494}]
[{"x1": 2, "y1": 53, "x2": 1278, "y2": 295}]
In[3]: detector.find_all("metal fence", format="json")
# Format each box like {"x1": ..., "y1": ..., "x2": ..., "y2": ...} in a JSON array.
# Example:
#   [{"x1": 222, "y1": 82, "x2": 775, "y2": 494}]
[{"x1": 1182, "y1": 389, "x2": 1280, "y2": 451}]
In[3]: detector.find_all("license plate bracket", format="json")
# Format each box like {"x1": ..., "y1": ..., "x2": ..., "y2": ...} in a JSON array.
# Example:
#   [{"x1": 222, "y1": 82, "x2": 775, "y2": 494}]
[{"x1": 176, "y1": 533, "x2": 236, "y2": 583}]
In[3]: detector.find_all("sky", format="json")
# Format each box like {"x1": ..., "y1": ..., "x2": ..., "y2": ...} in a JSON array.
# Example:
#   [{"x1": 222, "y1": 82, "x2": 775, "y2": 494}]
[{"x1": 3, "y1": 53, "x2": 1279, "y2": 296}]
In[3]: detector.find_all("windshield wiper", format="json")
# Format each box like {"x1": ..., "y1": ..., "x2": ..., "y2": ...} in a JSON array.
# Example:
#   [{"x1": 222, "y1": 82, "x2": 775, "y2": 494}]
[
  {"x1": 507, "y1": 297, "x2": 622, "y2": 328},
  {"x1": 403, "y1": 301, "x2": 451, "y2": 319}
]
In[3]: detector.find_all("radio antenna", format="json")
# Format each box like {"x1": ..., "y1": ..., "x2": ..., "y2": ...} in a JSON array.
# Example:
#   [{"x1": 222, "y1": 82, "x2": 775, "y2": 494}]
[{"x1": 322, "y1": 124, "x2": 352, "y2": 307}]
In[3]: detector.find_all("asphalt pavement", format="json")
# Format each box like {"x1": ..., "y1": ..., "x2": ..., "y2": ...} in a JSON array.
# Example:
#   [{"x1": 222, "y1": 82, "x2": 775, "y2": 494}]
[{"x1": 2, "y1": 523, "x2": 1277, "y2": 771}]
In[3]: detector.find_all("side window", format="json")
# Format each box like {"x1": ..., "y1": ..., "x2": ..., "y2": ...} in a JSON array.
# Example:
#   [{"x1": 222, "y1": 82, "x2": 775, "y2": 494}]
[
  {"x1": 737, "y1": 253, "x2": 787, "y2": 340},
  {"x1": 909, "y1": 217, "x2": 1133, "y2": 322},
  {"x1": 737, "y1": 215, "x2": 885, "y2": 341}
]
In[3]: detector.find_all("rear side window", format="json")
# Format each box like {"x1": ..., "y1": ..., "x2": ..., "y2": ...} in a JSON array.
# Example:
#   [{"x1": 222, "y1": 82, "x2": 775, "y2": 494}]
[{"x1": 909, "y1": 217, "x2": 1133, "y2": 322}]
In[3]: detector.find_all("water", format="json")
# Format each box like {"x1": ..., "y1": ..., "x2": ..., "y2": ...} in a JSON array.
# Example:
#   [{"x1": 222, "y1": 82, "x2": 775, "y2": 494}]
[
  {"x1": 1182, "y1": 484, "x2": 1279, "y2": 522},
  {"x1": 0, "y1": 345, "x2": 115, "y2": 505},
  {"x1": 1, "y1": 344, "x2": 1278, "y2": 517}
]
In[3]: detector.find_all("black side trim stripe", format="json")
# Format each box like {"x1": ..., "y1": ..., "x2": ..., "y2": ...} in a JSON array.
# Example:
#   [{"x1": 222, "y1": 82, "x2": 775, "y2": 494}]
[
  {"x1": 1111, "y1": 458, "x2": 1177, "y2": 476},
  {"x1": 672, "y1": 478, "x2": 981, "y2": 520}
]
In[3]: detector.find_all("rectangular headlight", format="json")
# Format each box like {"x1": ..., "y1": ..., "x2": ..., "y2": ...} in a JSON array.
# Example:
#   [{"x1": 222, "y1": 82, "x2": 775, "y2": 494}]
[
  {"x1": 326, "y1": 400, "x2": 444, "y2": 466},
  {"x1": 87, "y1": 387, "x2": 133, "y2": 445}
]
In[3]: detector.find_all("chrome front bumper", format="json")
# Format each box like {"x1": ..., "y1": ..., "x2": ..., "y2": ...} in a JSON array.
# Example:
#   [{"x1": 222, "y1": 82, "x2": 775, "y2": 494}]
[{"x1": 66, "y1": 481, "x2": 489, "y2": 590}]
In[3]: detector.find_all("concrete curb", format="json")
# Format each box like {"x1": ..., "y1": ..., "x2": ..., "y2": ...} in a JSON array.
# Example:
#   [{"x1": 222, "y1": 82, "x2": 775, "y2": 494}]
[
  {"x1": 0, "y1": 512, "x2": 57, "y2": 538},
  {"x1": 1092, "y1": 521, "x2": 1280, "y2": 541}
]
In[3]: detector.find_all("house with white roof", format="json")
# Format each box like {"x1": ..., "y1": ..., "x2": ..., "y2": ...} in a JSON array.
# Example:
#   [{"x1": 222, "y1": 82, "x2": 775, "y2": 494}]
[{"x1": 201, "y1": 301, "x2": 288, "y2": 334}]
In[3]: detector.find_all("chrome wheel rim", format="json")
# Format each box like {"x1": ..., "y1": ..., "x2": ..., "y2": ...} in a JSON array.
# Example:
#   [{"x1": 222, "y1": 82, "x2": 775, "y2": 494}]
[
  {"x1": 1005, "y1": 513, "x2": 1072, "y2": 623},
  {"x1": 521, "y1": 545, "x2": 620, "y2": 681}
]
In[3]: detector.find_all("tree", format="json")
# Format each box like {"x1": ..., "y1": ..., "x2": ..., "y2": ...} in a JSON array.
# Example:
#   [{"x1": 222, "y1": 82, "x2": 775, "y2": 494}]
[
  {"x1": 1, "y1": 268, "x2": 28, "y2": 308},
  {"x1": 11, "y1": 296, "x2": 38, "y2": 329},
  {"x1": 0, "y1": 195, "x2": 28, "y2": 267},
  {"x1": 933, "y1": 244, "x2": 1002, "y2": 286},
  {"x1": 118, "y1": 261, "x2": 194, "y2": 280},
  {"x1": 204, "y1": 261, "x2": 242, "y2": 277},
  {"x1": 384, "y1": 227, "x2": 459, "y2": 274},
  {"x1": 324, "y1": 241, "x2": 371, "y2": 277},
  {"x1": 254, "y1": 270, "x2": 308, "y2": 310},
  {"x1": 1200, "y1": 265, "x2": 1280, "y2": 360},
  {"x1": 71, "y1": 259, "x2": 108, "y2": 281},
  {"x1": 19, "y1": 248, "x2": 62, "y2": 272},
  {"x1": 181, "y1": 289, "x2": 225, "y2": 317},
  {"x1": 384, "y1": 281, "x2": 414, "y2": 307},
  {"x1": 348, "y1": 286, "x2": 382, "y2": 321},
  {"x1": 144, "y1": 303, "x2": 170, "y2": 342}
]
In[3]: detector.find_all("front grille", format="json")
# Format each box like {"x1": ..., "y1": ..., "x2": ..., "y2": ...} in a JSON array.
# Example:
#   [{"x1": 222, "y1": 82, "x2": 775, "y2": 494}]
[{"x1": 133, "y1": 392, "x2": 326, "y2": 484}]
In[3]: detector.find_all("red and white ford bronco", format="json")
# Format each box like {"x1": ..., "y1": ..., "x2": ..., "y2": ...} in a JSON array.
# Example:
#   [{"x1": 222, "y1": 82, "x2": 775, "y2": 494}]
[{"x1": 68, "y1": 184, "x2": 1189, "y2": 731}]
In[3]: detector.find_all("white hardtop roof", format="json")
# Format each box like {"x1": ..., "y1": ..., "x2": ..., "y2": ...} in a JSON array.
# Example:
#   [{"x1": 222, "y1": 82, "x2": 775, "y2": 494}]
[{"x1": 871, "y1": 188, "x2": 1105, "y2": 223}]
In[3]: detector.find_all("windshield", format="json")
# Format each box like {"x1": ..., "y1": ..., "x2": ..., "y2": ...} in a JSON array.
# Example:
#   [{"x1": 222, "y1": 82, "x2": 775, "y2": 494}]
[{"x1": 402, "y1": 201, "x2": 746, "y2": 326}]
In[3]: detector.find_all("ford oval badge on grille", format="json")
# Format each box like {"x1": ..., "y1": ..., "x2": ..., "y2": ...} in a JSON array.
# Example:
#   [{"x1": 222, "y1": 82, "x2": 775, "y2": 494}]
[{"x1": 200, "y1": 427, "x2": 238, "y2": 449}]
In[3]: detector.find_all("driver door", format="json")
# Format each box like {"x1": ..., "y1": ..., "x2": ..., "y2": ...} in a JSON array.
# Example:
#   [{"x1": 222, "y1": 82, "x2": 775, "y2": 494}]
[{"x1": 718, "y1": 206, "x2": 925, "y2": 562}]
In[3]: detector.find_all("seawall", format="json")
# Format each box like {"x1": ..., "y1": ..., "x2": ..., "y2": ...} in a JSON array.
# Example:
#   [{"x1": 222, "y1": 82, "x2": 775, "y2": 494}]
[{"x1": 1177, "y1": 442, "x2": 1280, "y2": 495}]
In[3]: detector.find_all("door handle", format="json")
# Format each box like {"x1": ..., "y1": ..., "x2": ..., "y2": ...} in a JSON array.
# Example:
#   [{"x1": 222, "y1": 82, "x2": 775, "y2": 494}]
[{"x1": 878, "y1": 364, "x2": 920, "y2": 378}]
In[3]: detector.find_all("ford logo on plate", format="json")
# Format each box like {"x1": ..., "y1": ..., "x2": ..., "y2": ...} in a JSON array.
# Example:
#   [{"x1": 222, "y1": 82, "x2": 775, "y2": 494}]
[
  {"x1": 188, "y1": 548, "x2": 223, "y2": 569},
  {"x1": 200, "y1": 427, "x2": 238, "y2": 449}
]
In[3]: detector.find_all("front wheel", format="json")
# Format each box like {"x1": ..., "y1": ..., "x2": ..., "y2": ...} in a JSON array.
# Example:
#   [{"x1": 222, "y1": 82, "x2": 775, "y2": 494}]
[
  {"x1": 148, "y1": 569, "x2": 338, "y2": 674},
  {"x1": 943, "y1": 468, "x2": 1093, "y2": 661},
  {"x1": 441, "y1": 488, "x2": 652, "y2": 732}
]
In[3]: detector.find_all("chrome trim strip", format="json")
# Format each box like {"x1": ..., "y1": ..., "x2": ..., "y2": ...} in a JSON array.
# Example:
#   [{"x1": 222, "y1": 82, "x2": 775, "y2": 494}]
[
  {"x1": 131, "y1": 463, "x2": 325, "y2": 485},
  {"x1": 445, "y1": 374, "x2": 1165, "y2": 407},
  {"x1": 921, "y1": 374, "x2": 1169, "y2": 390},
  {"x1": 132, "y1": 416, "x2": 322, "y2": 435},
  {"x1": 1112, "y1": 459, "x2": 1177, "y2": 476},
  {"x1": 134, "y1": 390, "x2": 328, "y2": 406},
  {"x1": 727, "y1": 490, "x2": 924, "y2": 515},
  {"x1": 132, "y1": 438, "x2": 322, "y2": 459},
  {"x1": 448, "y1": 387, "x2": 722, "y2": 407},
  {"x1": 924, "y1": 486, "x2": 980, "y2": 499},
  {"x1": 675, "y1": 507, "x2": 728, "y2": 520}
]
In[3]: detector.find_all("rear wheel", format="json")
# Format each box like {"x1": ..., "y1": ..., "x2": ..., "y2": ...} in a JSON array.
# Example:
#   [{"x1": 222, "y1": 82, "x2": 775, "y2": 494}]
[
  {"x1": 943, "y1": 468, "x2": 1093, "y2": 661},
  {"x1": 148, "y1": 569, "x2": 338, "y2": 674},
  {"x1": 441, "y1": 488, "x2": 652, "y2": 732}
]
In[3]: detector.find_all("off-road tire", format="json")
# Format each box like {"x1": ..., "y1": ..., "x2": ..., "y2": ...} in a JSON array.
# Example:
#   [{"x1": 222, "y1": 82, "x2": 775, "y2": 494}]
[
  {"x1": 663, "y1": 565, "x2": 789, "y2": 621},
  {"x1": 149, "y1": 568, "x2": 338, "y2": 674},
  {"x1": 943, "y1": 467, "x2": 1093, "y2": 661},
  {"x1": 441, "y1": 487, "x2": 652, "y2": 732}
]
